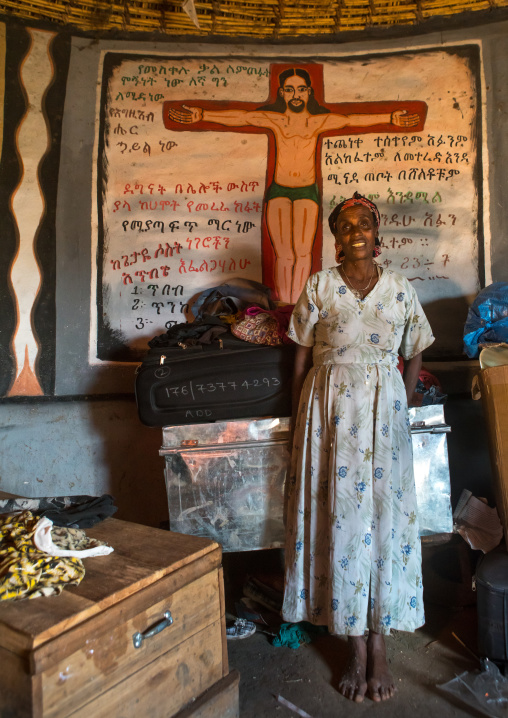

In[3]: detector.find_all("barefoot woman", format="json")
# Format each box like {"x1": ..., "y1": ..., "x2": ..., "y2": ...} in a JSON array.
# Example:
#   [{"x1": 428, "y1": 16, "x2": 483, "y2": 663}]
[{"x1": 283, "y1": 192, "x2": 434, "y2": 702}]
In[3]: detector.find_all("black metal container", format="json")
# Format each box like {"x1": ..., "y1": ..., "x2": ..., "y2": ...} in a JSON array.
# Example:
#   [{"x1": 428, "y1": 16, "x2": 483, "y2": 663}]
[{"x1": 475, "y1": 546, "x2": 508, "y2": 667}]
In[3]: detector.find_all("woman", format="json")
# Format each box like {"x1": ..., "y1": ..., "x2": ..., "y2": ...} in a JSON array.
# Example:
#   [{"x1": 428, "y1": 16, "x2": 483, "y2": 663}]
[{"x1": 283, "y1": 192, "x2": 434, "y2": 703}]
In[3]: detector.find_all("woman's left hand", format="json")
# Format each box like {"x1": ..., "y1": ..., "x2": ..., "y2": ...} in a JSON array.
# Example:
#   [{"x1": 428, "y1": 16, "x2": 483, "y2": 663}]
[{"x1": 402, "y1": 352, "x2": 422, "y2": 406}]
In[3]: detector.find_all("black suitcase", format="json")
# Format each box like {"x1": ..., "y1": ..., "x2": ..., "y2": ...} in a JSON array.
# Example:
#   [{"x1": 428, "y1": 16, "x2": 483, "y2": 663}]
[
  {"x1": 135, "y1": 334, "x2": 295, "y2": 427},
  {"x1": 475, "y1": 546, "x2": 508, "y2": 668}
]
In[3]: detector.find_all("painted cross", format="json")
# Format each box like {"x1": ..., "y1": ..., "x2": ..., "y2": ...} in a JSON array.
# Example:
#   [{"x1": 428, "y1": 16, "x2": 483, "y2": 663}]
[{"x1": 163, "y1": 63, "x2": 427, "y2": 303}]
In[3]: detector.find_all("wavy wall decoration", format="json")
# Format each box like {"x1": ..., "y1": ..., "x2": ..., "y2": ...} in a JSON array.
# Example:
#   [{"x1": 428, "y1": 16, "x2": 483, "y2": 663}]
[{"x1": 7, "y1": 28, "x2": 55, "y2": 396}]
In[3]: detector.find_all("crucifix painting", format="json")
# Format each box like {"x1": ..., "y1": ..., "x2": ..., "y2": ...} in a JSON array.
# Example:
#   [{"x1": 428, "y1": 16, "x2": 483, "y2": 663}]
[{"x1": 163, "y1": 63, "x2": 427, "y2": 303}]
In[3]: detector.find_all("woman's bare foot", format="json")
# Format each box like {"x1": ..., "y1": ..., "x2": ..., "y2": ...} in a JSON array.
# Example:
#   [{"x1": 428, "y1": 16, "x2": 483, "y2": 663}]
[
  {"x1": 338, "y1": 636, "x2": 368, "y2": 702},
  {"x1": 366, "y1": 631, "x2": 395, "y2": 701}
]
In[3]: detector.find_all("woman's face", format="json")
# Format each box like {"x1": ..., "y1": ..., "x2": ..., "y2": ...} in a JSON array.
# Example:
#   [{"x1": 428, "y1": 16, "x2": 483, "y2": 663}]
[{"x1": 334, "y1": 205, "x2": 377, "y2": 261}]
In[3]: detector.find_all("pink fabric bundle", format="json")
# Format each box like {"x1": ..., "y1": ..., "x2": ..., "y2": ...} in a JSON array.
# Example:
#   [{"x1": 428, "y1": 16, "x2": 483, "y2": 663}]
[{"x1": 232, "y1": 305, "x2": 295, "y2": 346}]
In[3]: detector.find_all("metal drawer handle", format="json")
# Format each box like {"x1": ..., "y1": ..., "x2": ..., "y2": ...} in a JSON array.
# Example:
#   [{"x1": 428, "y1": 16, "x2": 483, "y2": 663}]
[{"x1": 132, "y1": 611, "x2": 173, "y2": 649}]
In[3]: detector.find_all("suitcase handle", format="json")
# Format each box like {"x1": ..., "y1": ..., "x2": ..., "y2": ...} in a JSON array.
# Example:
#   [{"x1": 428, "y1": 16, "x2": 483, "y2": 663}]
[{"x1": 132, "y1": 611, "x2": 173, "y2": 648}]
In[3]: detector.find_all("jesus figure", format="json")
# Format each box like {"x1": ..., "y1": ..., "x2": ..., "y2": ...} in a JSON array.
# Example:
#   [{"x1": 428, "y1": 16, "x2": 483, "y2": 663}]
[{"x1": 167, "y1": 67, "x2": 423, "y2": 303}]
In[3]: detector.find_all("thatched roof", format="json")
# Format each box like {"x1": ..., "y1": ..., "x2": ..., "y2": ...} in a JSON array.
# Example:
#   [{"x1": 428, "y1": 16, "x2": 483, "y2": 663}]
[{"x1": 0, "y1": 0, "x2": 507, "y2": 37}]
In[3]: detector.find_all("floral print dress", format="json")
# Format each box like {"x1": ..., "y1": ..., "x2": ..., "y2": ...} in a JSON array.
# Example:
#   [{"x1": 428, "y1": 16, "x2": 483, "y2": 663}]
[{"x1": 283, "y1": 267, "x2": 435, "y2": 636}]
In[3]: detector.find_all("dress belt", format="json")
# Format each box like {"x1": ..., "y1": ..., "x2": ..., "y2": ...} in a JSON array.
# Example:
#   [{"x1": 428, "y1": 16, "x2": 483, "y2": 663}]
[{"x1": 314, "y1": 356, "x2": 399, "y2": 369}]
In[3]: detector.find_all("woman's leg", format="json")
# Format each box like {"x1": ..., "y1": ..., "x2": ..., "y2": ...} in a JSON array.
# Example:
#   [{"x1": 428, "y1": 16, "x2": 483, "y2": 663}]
[
  {"x1": 338, "y1": 635, "x2": 368, "y2": 703},
  {"x1": 339, "y1": 631, "x2": 395, "y2": 702},
  {"x1": 366, "y1": 631, "x2": 395, "y2": 701}
]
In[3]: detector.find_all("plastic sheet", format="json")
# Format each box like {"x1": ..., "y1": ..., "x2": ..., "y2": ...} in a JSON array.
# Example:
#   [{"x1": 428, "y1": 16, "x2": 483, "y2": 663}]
[
  {"x1": 438, "y1": 658, "x2": 508, "y2": 718},
  {"x1": 463, "y1": 283, "x2": 508, "y2": 358}
]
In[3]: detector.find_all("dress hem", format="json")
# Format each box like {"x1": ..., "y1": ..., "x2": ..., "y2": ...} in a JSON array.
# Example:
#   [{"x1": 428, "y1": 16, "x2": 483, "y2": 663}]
[{"x1": 282, "y1": 611, "x2": 425, "y2": 637}]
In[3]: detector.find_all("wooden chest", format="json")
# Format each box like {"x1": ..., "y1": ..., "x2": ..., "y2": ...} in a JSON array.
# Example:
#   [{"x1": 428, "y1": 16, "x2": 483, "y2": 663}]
[{"x1": 0, "y1": 518, "x2": 239, "y2": 718}]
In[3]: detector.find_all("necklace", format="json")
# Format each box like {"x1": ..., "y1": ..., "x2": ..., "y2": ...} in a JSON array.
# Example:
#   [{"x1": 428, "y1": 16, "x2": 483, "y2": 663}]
[{"x1": 340, "y1": 262, "x2": 378, "y2": 298}]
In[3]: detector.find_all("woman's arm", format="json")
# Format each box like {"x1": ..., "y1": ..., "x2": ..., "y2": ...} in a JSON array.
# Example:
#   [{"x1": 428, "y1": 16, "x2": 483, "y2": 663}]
[
  {"x1": 402, "y1": 352, "x2": 422, "y2": 406},
  {"x1": 284, "y1": 344, "x2": 313, "y2": 526},
  {"x1": 291, "y1": 345, "x2": 313, "y2": 430}
]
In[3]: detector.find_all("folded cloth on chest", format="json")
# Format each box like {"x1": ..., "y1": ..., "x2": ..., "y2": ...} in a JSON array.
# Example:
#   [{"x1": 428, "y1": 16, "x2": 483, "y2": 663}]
[{"x1": 0, "y1": 511, "x2": 113, "y2": 601}]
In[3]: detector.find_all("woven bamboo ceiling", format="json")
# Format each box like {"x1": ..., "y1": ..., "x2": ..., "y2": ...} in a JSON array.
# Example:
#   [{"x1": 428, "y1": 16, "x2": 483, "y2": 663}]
[{"x1": 0, "y1": 0, "x2": 507, "y2": 37}]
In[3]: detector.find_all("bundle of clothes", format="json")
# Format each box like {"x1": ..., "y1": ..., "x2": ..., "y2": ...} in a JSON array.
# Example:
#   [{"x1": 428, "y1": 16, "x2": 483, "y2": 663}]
[
  {"x1": 148, "y1": 278, "x2": 295, "y2": 350},
  {"x1": 0, "y1": 494, "x2": 117, "y2": 601},
  {"x1": 148, "y1": 278, "x2": 445, "y2": 405}
]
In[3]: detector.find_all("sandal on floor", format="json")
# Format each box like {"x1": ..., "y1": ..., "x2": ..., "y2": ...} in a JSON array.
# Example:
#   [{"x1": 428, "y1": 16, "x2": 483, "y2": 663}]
[{"x1": 226, "y1": 618, "x2": 257, "y2": 640}]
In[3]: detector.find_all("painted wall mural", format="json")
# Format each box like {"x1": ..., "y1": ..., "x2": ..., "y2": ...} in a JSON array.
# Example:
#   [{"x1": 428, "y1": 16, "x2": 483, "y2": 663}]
[
  {"x1": 8, "y1": 28, "x2": 56, "y2": 397},
  {"x1": 164, "y1": 65, "x2": 425, "y2": 304},
  {"x1": 0, "y1": 25, "x2": 484, "y2": 398},
  {"x1": 0, "y1": 21, "x2": 69, "y2": 398},
  {"x1": 96, "y1": 47, "x2": 481, "y2": 364}
]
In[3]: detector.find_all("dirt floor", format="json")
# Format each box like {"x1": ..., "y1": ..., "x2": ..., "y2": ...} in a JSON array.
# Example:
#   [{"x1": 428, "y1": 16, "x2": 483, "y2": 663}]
[{"x1": 224, "y1": 548, "x2": 490, "y2": 718}]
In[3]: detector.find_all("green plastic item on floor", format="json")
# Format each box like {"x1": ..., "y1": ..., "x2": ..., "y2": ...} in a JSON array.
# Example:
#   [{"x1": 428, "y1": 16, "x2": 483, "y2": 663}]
[{"x1": 271, "y1": 621, "x2": 327, "y2": 649}]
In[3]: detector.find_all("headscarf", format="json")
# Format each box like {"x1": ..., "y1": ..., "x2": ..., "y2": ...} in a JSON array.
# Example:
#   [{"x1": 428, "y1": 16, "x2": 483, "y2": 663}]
[{"x1": 328, "y1": 191, "x2": 381, "y2": 258}]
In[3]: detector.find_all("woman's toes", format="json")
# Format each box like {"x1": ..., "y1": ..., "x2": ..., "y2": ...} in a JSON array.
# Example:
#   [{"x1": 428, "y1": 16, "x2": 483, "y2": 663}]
[{"x1": 354, "y1": 689, "x2": 366, "y2": 703}]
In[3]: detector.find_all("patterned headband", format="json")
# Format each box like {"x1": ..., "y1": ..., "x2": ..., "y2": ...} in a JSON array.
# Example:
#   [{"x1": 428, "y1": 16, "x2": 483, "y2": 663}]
[{"x1": 338, "y1": 194, "x2": 380, "y2": 228}]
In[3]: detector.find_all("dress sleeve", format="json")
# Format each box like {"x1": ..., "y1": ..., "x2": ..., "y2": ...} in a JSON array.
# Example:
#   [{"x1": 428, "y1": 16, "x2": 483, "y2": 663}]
[
  {"x1": 399, "y1": 283, "x2": 435, "y2": 360},
  {"x1": 286, "y1": 275, "x2": 320, "y2": 347}
]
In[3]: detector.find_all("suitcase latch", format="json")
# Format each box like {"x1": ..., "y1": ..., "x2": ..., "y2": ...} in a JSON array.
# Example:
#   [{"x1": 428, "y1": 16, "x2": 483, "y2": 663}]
[
  {"x1": 181, "y1": 439, "x2": 199, "y2": 447},
  {"x1": 159, "y1": 355, "x2": 166, "y2": 366}
]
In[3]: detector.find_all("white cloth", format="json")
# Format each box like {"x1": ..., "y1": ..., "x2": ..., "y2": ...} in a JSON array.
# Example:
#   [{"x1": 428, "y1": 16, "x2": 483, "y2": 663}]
[
  {"x1": 283, "y1": 267, "x2": 434, "y2": 636},
  {"x1": 33, "y1": 517, "x2": 114, "y2": 558}
]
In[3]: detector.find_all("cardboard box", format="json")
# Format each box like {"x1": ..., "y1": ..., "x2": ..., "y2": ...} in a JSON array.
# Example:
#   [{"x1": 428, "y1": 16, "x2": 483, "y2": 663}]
[{"x1": 478, "y1": 365, "x2": 508, "y2": 541}]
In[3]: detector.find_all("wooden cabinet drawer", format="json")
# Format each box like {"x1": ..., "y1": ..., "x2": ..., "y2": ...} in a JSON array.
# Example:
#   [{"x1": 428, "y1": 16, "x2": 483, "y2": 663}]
[
  {"x1": 67, "y1": 620, "x2": 223, "y2": 718},
  {"x1": 41, "y1": 570, "x2": 221, "y2": 718},
  {"x1": 0, "y1": 519, "x2": 235, "y2": 718}
]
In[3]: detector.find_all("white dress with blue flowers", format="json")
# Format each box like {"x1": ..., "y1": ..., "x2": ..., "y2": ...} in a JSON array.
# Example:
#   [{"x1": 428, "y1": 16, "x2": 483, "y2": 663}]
[{"x1": 282, "y1": 266, "x2": 434, "y2": 636}]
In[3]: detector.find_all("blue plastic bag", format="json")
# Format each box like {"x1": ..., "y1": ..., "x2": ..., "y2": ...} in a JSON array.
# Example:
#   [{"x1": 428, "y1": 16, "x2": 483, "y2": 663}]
[{"x1": 463, "y1": 282, "x2": 508, "y2": 358}]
